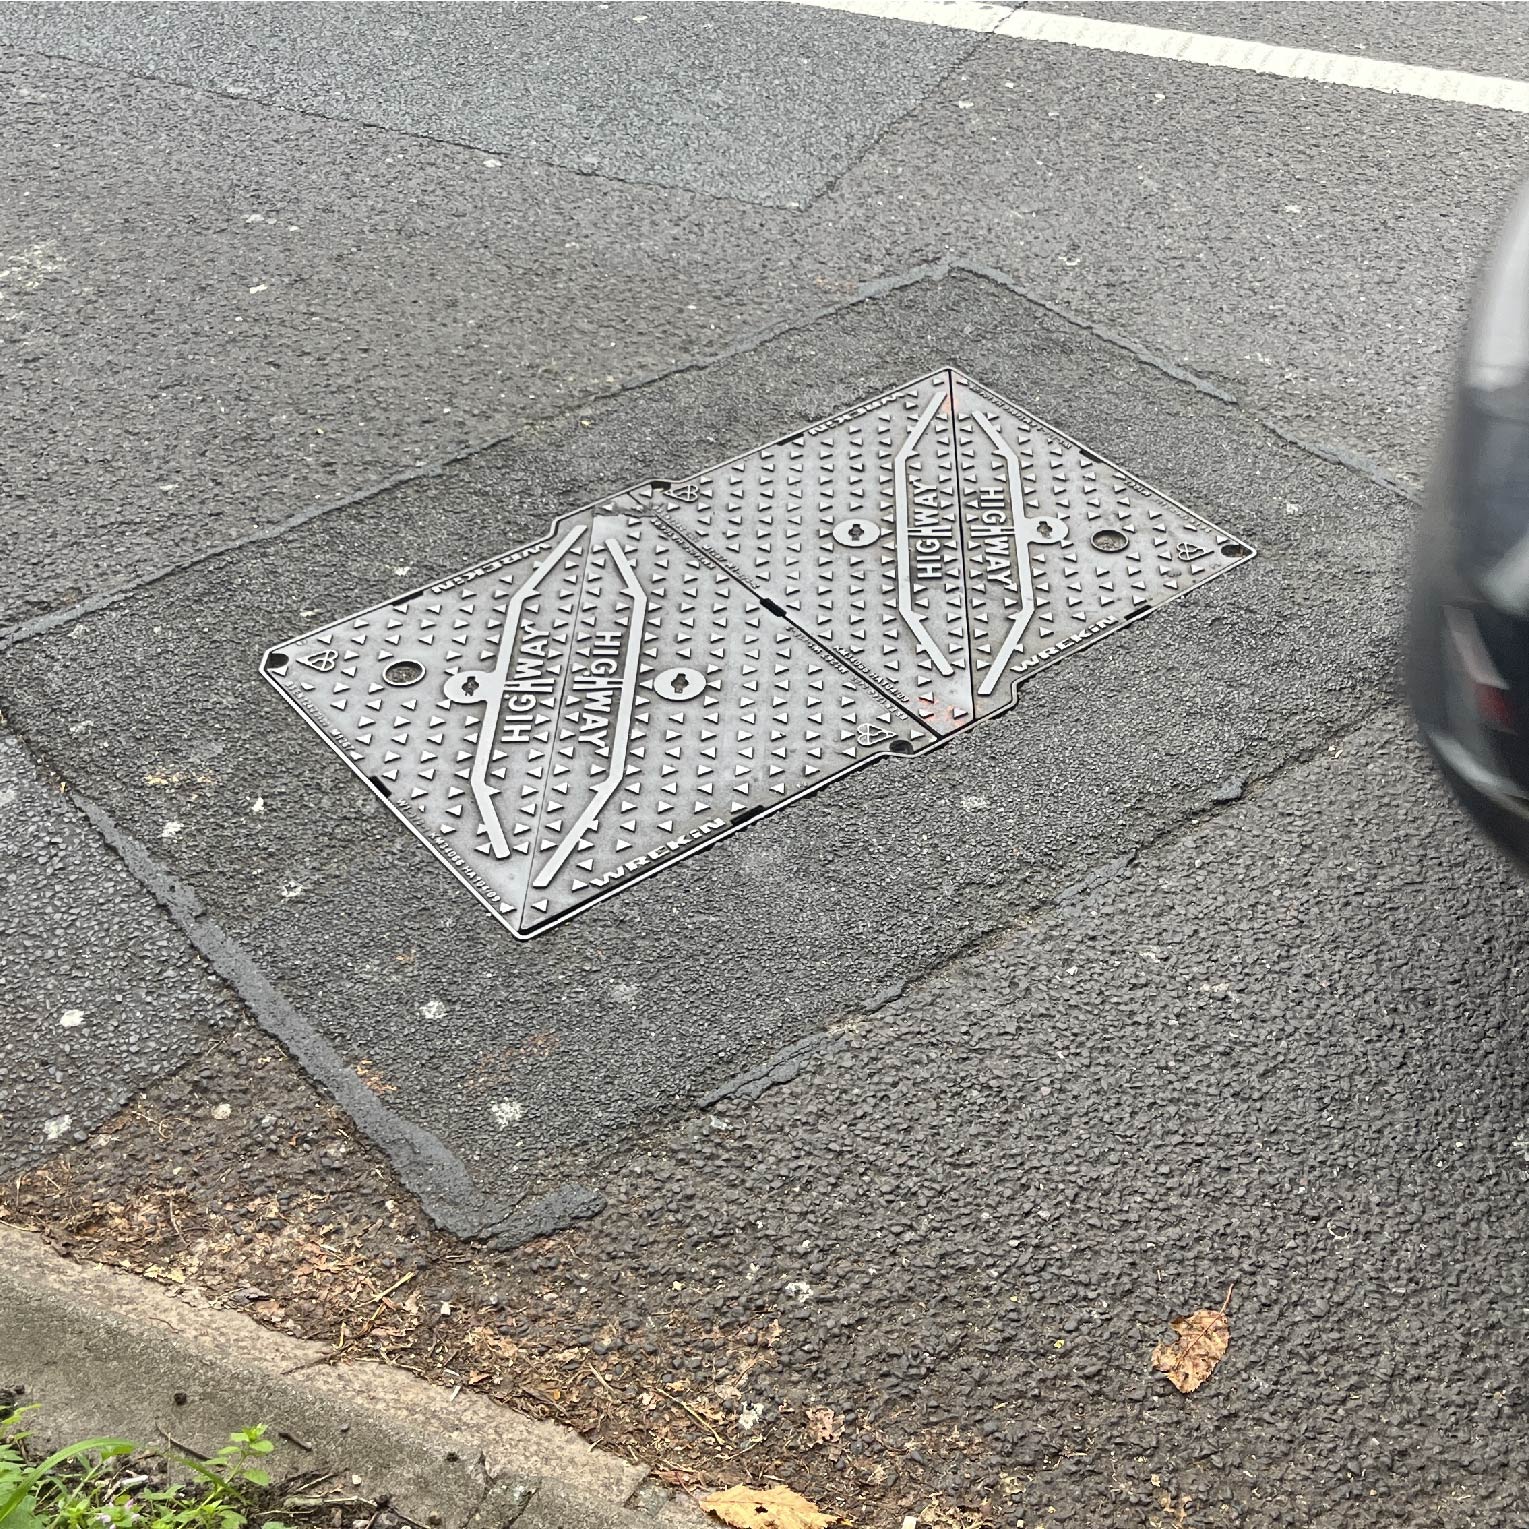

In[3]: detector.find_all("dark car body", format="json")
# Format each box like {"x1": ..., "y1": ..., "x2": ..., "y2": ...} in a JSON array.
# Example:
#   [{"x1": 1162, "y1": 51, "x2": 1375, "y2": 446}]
[{"x1": 1410, "y1": 181, "x2": 1529, "y2": 865}]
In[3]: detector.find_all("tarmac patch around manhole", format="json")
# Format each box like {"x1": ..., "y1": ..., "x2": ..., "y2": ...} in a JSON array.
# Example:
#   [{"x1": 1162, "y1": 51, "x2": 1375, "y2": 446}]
[{"x1": 264, "y1": 369, "x2": 1252, "y2": 937}]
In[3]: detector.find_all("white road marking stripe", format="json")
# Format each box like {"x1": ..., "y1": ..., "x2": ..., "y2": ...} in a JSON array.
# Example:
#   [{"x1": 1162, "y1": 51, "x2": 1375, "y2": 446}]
[{"x1": 794, "y1": 0, "x2": 1529, "y2": 115}]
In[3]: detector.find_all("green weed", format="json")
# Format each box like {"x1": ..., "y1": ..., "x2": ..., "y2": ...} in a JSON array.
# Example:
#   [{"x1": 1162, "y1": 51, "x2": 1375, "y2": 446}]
[{"x1": 0, "y1": 1410, "x2": 293, "y2": 1529}]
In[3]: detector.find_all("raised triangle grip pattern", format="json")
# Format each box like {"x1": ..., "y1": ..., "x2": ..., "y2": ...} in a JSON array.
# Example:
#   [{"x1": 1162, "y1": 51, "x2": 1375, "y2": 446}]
[{"x1": 263, "y1": 371, "x2": 1253, "y2": 938}]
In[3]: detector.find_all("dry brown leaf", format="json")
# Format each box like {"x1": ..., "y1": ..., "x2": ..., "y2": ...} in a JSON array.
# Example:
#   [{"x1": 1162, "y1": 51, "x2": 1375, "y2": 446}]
[
  {"x1": 355, "y1": 1059, "x2": 397, "y2": 1096},
  {"x1": 1152, "y1": 1286, "x2": 1233, "y2": 1394},
  {"x1": 805, "y1": 1406, "x2": 843, "y2": 1445},
  {"x1": 704, "y1": 1484, "x2": 835, "y2": 1529}
]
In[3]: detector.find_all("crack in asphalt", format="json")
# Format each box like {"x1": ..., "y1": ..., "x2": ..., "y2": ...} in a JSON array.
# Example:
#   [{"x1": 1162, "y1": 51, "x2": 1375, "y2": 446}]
[
  {"x1": 3, "y1": 680, "x2": 1405, "y2": 1242},
  {"x1": 0, "y1": 259, "x2": 950, "y2": 660},
  {"x1": 0, "y1": 254, "x2": 1414, "y2": 665},
  {"x1": 950, "y1": 259, "x2": 1424, "y2": 505},
  {"x1": 0, "y1": 251, "x2": 1416, "y2": 1239},
  {"x1": 676, "y1": 693, "x2": 1404, "y2": 1121},
  {"x1": 799, "y1": 24, "x2": 1000, "y2": 212},
  {"x1": 0, "y1": 39, "x2": 811, "y2": 213}
]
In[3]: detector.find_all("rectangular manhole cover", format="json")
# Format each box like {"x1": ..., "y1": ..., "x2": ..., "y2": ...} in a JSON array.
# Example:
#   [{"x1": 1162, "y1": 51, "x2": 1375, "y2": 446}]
[{"x1": 264, "y1": 369, "x2": 1253, "y2": 937}]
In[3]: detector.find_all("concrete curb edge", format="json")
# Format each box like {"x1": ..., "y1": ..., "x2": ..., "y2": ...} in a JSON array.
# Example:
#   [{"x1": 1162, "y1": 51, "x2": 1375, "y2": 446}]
[{"x1": 0, "y1": 1225, "x2": 710, "y2": 1529}]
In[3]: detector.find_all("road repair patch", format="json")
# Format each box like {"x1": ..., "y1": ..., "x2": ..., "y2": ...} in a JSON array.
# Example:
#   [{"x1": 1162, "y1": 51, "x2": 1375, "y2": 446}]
[{"x1": 264, "y1": 369, "x2": 1251, "y2": 937}]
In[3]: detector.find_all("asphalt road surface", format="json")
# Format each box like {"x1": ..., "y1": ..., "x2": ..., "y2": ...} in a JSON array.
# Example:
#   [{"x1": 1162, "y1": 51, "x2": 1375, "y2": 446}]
[{"x1": 4, "y1": 4, "x2": 1528, "y2": 1524}]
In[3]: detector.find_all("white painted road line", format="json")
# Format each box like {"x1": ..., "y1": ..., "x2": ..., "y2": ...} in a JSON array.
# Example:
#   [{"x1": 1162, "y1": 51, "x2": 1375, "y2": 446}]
[{"x1": 793, "y1": 0, "x2": 1529, "y2": 116}]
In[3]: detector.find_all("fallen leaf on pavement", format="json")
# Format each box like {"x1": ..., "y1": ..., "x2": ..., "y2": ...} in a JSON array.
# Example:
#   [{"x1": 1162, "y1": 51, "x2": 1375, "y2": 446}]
[
  {"x1": 805, "y1": 1406, "x2": 843, "y2": 1444},
  {"x1": 704, "y1": 1484, "x2": 835, "y2": 1529},
  {"x1": 1151, "y1": 1286, "x2": 1233, "y2": 1393}
]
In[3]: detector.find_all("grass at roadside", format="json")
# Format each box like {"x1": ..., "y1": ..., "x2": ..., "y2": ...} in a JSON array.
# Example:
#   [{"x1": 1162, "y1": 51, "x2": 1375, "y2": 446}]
[{"x1": 0, "y1": 1410, "x2": 410, "y2": 1529}]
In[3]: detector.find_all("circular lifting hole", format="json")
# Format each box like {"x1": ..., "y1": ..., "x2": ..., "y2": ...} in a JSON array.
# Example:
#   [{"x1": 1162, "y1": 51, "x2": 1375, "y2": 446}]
[
  {"x1": 1221, "y1": 542, "x2": 1251, "y2": 558},
  {"x1": 888, "y1": 739, "x2": 915, "y2": 755},
  {"x1": 1091, "y1": 528, "x2": 1130, "y2": 553},
  {"x1": 382, "y1": 659, "x2": 426, "y2": 688},
  {"x1": 263, "y1": 650, "x2": 289, "y2": 675}
]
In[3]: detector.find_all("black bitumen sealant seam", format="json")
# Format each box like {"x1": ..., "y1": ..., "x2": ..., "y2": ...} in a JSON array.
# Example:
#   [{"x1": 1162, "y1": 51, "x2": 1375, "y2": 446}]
[
  {"x1": 62, "y1": 783, "x2": 610, "y2": 1246},
  {"x1": 0, "y1": 254, "x2": 1419, "y2": 1238},
  {"x1": 0, "y1": 41, "x2": 814, "y2": 214},
  {"x1": 23, "y1": 694, "x2": 1408, "y2": 1248},
  {"x1": 21, "y1": 673, "x2": 1297, "y2": 1233},
  {"x1": 0, "y1": 259, "x2": 951, "y2": 661},
  {"x1": 947, "y1": 261, "x2": 1425, "y2": 505},
  {"x1": 0, "y1": 257, "x2": 1416, "y2": 664},
  {"x1": 696, "y1": 1031, "x2": 849, "y2": 1110},
  {"x1": 66, "y1": 789, "x2": 486, "y2": 1237},
  {"x1": 466, "y1": 696, "x2": 1418, "y2": 1226},
  {"x1": 684, "y1": 693, "x2": 1410, "y2": 1117}
]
